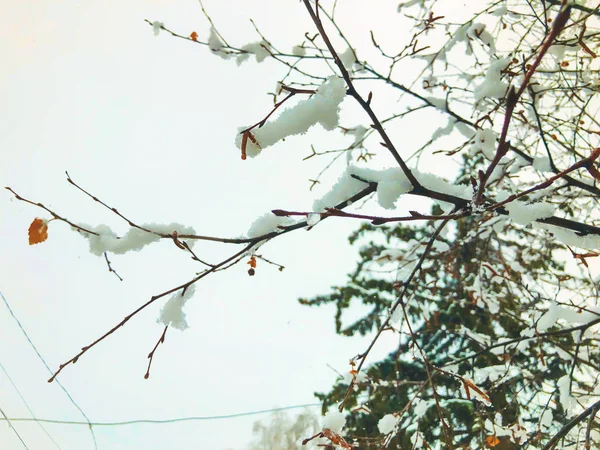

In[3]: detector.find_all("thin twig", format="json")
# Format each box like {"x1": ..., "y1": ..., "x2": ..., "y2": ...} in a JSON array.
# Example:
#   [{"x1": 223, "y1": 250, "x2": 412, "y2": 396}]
[
  {"x1": 144, "y1": 326, "x2": 168, "y2": 379},
  {"x1": 103, "y1": 253, "x2": 123, "y2": 281}
]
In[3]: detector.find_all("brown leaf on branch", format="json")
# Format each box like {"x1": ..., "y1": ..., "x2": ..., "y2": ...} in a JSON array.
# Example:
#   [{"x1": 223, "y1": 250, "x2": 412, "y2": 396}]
[
  {"x1": 190, "y1": 31, "x2": 198, "y2": 41},
  {"x1": 240, "y1": 131, "x2": 260, "y2": 161},
  {"x1": 462, "y1": 378, "x2": 491, "y2": 404},
  {"x1": 28, "y1": 218, "x2": 48, "y2": 245},
  {"x1": 321, "y1": 428, "x2": 352, "y2": 450}
]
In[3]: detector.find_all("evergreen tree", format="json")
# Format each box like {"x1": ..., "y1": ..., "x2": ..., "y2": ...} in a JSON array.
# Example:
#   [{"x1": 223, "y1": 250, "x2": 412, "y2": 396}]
[{"x1": 302, "y1": 157, "x2": 600, "y2": 448}]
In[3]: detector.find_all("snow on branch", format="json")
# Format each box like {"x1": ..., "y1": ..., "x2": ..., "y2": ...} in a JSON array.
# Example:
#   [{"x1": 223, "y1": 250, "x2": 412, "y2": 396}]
[{"x1": 236, "y1": 76, "x2": 347, "y2": 158}]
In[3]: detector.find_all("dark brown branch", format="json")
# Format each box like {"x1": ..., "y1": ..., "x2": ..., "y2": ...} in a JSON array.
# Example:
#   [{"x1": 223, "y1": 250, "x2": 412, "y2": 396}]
[
  {"x1": 48, "y1": 242, "x2": 254, "y2": 383},
  {"x1": 46, "y1": 181, "x2": 379, "y2": 382},
  {"x1": 486, "y1": 148, "x2": 600, "y2": 212},
  {"x1": 300, "y1": 0, "x2": 423, "y2": 192},
  {"x1": 362, "y1": 67, "x2": 600, "y2": 198},
  {"x1": 339, "y1": 214, "x2": 453, "y2": 413},
  {"x1": 144, "y1": 326, "x2": 168, "y2": 379},
  {"x1": 5, "y1": 187, "x2": 99, "y2": 236},
  {"x1": 66, "y1": 171, "x2": 156, "y2": 234},
  {"x1": 475, "y1": 2, "x2": 572, "y2": 205},
  {"x1": 273, "y1": 208, "x2": 465, "y2": 225}
]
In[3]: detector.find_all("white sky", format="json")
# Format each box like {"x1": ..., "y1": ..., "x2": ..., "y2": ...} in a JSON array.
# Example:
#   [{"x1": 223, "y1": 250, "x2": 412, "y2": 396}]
[{"x1": 0, "y1": 1, "x2": 424, "y2": 449}]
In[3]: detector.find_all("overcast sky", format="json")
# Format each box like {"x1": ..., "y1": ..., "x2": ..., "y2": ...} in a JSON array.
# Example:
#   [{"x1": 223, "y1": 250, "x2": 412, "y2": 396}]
[{"x1": 0, "y1": 1, "x2": 426, "y2": 449}]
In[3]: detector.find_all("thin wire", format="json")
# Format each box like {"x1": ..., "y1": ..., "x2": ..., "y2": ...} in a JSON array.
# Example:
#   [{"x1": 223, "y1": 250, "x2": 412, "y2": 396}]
[
  {"x1": 0, "y1": 403, "x2": 29, "y2": 449},
  {"x1": 0, "y1": 403, "x2": 322, "y2": 427},
  {"x1": 0, "y1": 359, "x2": 62, "y2": 449},
  {"x1": 0, "y1": 289, "x2": 98, "y2": 450}
]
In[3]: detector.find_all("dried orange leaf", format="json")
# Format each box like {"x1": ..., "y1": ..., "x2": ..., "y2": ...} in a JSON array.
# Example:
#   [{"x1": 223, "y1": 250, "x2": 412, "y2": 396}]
[
  {"x1": 464, "y1": 379, "x2": 492, "y2": 403},
  {"x1": 248, "y1": 256, "x2": 257, "y2": 268},
  {"x1": 462, "y1": 380, "x2": 471, "y2": 400},
  {"x1": 190, "y1": 31, "x2": 198, "y2": 41},
  {"x1": 28, "y1": 218, "x2": 48, "y2": 245},
  {"x1": 241, "y1": 132, "x2": 248, "y2": 160},
  {"x1": 486, "y1": 435, "x2": 500, "y2": 447}
]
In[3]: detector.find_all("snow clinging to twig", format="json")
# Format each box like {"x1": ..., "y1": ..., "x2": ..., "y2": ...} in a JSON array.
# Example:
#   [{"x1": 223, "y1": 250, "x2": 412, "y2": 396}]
[
  {"x1": 236, "y1": 76, "x2": 347, "y2": 158},
  {"x1": 158, "y1": 285, "x2": 196, "y2": 331},
  {"x1": 77, "y1": 223, "x2": 197, "y2": 256}
]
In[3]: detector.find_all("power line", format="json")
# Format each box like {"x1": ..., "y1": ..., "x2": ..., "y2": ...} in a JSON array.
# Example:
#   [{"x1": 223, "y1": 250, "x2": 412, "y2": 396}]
[
  {"x1": 0, "y1": 359, "x2": 62, "y2": 449},
  {"x1": 0, "y1": 403, "x2": 322, "y2": 427},
  {"x1": 0, "y1": 289, "x2": 98, "y2": 450},
  {"x1": 0, "y1": 402, "x2": 29, "y2": 449}
]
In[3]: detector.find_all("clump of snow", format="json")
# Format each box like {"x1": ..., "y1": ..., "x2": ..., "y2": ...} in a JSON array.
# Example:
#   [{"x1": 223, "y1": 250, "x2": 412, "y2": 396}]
[
  {"x1": 484, "y1": 413, "x2": 514, "y2": 439},
  {"x1": 446, "y1": 24, "x2": 470, "y2": 53},
  {"x1": 470, "y1": 128, "x2": 498, "y2": 160},
  {"x1": 492, "y1": 6, "x2": 508, "y2": 16},
  {"x1": 313, "y1": 166, "x2": 413, "y2": 212},
  {"x1": 473, "y1": 365, "x2": 516, "y2": 384},
  {"x1": 323, "y1": 410, "x2": 346, "y2": 433},
  {"x1": 238, "y1": 41, "x2": 271, "y2": 64},
  {"x1": 456, "y1": 122, "x2": 475, "y2": 139},
  {"x1": 307, "y1": 213, "x2": 321, "y2": 226},
  {"x1": 339, "y1": 47, "x2": 357, "y2": 70},
  {"x1": 549, "y1": 44, "x2": 567, "y2": 62},
  {"x1": 411, "y1": 430, "x2": 425, "y2": 447},
  {"x1": 505, "y1": 201, "x2": 555, "y2": 226},
  {"x1": 534, "y1": 223, "x2": 600, "y2": 250},
  {"x1": 474, "y1": 58, "x2": 511, "y2": 101},
  {"x1": 540, "y1": 409, "x2": 553, "y2": 430},
  {"x1": 208, "y1": 27, "x2": 225, "y2": 51},
  {"x1": 426, "y1": 96, "x2": 447, "y2": 111},
  {"x1": 313, "y1": 169, "x2": 371, "y2": 212},
  {"x1": 247, "y1": 213, "x2": 295, "y2": 238},
  {"x1": 436, "y1": 200, "x2": 455, "y2": 214},
  {"x1": 292, "y1": 45, "x2": 306, "y2": 57},
  {"x1": 77, "y1": 223, "x2": 197, "y2": 256},
  {"x1": 152, "y1": 21, "x2": 164, "y2": 37},
  {"x1": 378, "y1": 414, "x2": 399, "y2": 434},
  {"x1": 416, "y1": 170, "x2": 472, "y2": 200},
  {"x1": 343, "y1": 369, "x2": 368, "y2": 384},
  {"x1": 537, "y1": 301, "x2": 600, "y2": 331},
  {"x1": 467, "y1": 23, "x2": 496, "y2": 53},
  {"x1": 158, "y1": 285, "x2": 196, "y2": 331},
  {"x1": 413, "y1": 398, "x2": 433, "y2": 418},
  {"x1": 346, "y1": 125, "x2": 368, "y2": 146},
  {"x1": 236, "y1": 77, "x2": 347, "y2": 158},
  {"x1": 313, "y1": 165, "x2": 471, "y2": 213},
  {"x1": 431, "y1": 118, "x2": 456, "y2": 141},
  {"x1": 558, "y1": 374, "x2": 577, "y2": 416},
  {"x1": 537, "y1": 301, "x2": 560, "y2": 331},
  {"x1": 376, "y1": 169, "x2": 415, "y2": 209},
  {"x1": 533, "y1": 156, "x2": 552, "y2": 172},
  {"x1": 376, "y1": 248, "x2": 404, "y2": 264}
]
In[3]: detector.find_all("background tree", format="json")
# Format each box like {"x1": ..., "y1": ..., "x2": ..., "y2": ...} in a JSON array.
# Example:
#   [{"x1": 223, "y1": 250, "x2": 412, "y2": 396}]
[
  {"x1": 249, "y1": 409, "x2": 320, "y2": 450},
  {"x1": 6, "y1": 0, "x2": 600, "y2": 448}
]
